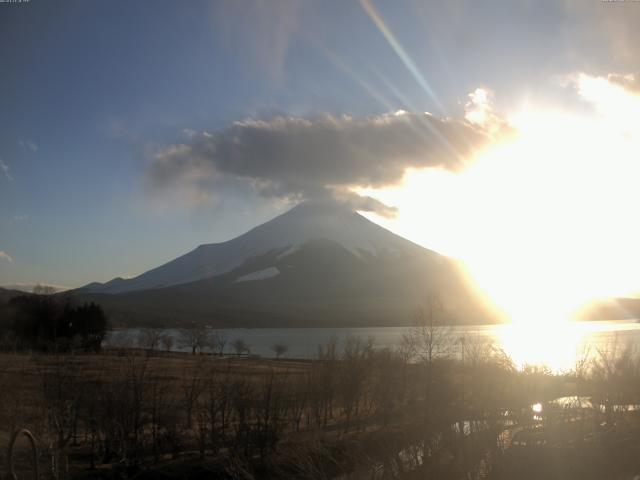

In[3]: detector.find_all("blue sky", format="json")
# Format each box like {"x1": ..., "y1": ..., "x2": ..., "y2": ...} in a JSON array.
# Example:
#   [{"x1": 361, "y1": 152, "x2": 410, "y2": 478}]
[{"x1": 1, "y1": 0, "x2": 638, "y2": 289}]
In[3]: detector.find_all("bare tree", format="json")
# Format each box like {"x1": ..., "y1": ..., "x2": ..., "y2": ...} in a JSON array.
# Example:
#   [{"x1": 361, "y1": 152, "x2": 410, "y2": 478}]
[
  {"x1": 401, "y1": 297, "x2": 455, "y2": 433},
  {"x1": 33, "y1": 283, "x2": 56, "y2": 295},
  {"x1": 213, "y1": 330, "x2": 227, "y2": 355},
  {"x1": 201, "y1": 329, "x2": 226, "y2": 355},
  {"x1": 461, "y1": 333, "x2": 510, "y2": 367},
  {"x1": 232, "y1": 338, "x2": 250, "y2": 356},
  {"x1": 38, "y1": 355, "x2": 87, "y2": 478},
  {"x1": 160, "y1": 333, "x2": 174, "y2": 353},
  {"x1": 104, "y1": 330, "x2": 134, "y2": 350},
  {"x1": 181, "y1": 359, "x2": 205, "y2": 431},
  {"x1": 195, "y1": 366, "x2": 227, "y2": 457},
  {"x1": 402, "y1": 299, "x2": 453, "y2": 365},
  {"x1": 122, "y1": 355, "x2": 150, "y2": 465},
  {"x1": 590, "y1": 339, "x2": 638, "y2": 424},
  {"x1": 338, "y1": 335, "x2": 374, "y2": 431},
  {"x1": 369, "y1": 348, "x2": 406, "y2": 425},
  {"x1": 146, "y1": 370, "x2": 174, "y2": 463},
  {"x1": 317, "y1": 335, "x2": 339, "y2": 361},
  {"x1": 178, "y1": 326, "x2": 210, "y2": 355},
  {"x1": 137, "y1": 328, "x2": 162, "y2": 354},
  {"x1": 311, "y1": 335, "x2": 340, "y2": 427},
  {"x1": 271, "y1": 343, "x2": 288, "y2": 359},
  {"x1": 252, "y1": 371, "x2": 288, "y2": 459}
]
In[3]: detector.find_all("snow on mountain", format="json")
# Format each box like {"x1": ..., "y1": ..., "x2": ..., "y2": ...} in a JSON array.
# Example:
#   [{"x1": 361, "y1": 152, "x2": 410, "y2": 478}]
[
  {"x1": 82, "y1": 201, "x2": 427, "y2": 294},
  {"x1": 235, "y1": 266, "x2": 280, "y2": 283}
]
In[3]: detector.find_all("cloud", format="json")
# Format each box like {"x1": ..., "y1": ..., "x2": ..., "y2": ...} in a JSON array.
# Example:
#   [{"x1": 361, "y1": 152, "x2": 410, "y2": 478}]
[
  {"x1": 566, "y1": 72, "x2": 640, "y2": 135},
  {"x1": 147, "y1": 107, "x2": 509, "y2": 216},
  {"x1": 606, "y1": 73, "x2": 640, "y2": 94},
  {"x1": 464, "y1": 88, "x2": 510, "y2": 136},
  {"x1": 0, "y1": 158, "x2": 13, "y2": 181},
  {"x1": 19, "y1": 139, "x2": 38, "y2": 152},
  {"x1": 0, "y1": 251, "x2": 13, "y2": 262}
]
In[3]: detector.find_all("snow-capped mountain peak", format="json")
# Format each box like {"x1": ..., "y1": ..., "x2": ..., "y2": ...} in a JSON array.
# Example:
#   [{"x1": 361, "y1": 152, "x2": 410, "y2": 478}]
[{"x1": 81, "y1": 201, "x2": 426, "y2": 294}]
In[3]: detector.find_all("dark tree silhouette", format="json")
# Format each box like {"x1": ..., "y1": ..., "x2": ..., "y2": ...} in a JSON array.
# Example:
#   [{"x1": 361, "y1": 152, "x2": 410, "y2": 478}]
[{"x1": 5, "y1": 295, "x2": 108, "y2": 351}]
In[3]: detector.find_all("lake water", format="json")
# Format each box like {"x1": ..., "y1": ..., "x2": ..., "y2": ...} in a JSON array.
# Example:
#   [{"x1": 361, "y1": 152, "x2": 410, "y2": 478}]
[{"x1": 106, "y1": 320, "x2": 640, "y2": 373}]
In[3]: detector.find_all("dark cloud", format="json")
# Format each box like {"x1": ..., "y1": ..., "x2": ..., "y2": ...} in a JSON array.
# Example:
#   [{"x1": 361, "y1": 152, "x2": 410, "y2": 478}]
[{"x1": 147, "y1": 112, "x2": 507, "y2": 216}]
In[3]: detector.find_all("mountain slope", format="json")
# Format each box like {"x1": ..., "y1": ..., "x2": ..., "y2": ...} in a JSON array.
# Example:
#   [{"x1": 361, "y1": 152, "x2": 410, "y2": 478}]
[
  {"x1": 81, "y1": 201, "x2": 430, "y2": 294},
  {"x1": 71, "y1": 201, "x2": 495, "y2": 327},
  {"x1": 0, "y1": 287, "x2": 25, "y2": 304}
]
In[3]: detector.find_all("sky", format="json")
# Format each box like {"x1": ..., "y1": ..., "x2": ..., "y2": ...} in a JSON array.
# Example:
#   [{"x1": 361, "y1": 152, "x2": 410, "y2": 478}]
[{"x1": 1, "y1": 0, "x2": 640, "y2": 295}]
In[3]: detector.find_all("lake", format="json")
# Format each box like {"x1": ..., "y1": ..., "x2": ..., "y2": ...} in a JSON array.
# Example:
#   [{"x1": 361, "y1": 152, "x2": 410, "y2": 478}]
[{"x1": 105, "y1": 320, "x2": 640, "y2": 373}]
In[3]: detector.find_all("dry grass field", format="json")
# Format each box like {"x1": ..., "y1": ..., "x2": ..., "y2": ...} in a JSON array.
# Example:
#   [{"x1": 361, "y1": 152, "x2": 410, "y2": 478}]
[{"x1": 1, "y1": 338, "x2": 640, "y2": 479}]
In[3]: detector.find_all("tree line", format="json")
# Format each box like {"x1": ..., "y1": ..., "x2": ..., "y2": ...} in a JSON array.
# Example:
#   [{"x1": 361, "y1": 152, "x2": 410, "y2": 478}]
[
  {"x1": 0, "y1": 293, "x2": 108, "y2": 352},
  {"x1": 109, "y1": 326, "x2": 288, "y2": 358}
]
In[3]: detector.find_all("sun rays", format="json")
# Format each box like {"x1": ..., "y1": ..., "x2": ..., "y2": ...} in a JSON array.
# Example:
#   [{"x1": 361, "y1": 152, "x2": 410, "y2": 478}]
[{"x1": 360, "y1": 74, "x2": 640, "y2": 329}]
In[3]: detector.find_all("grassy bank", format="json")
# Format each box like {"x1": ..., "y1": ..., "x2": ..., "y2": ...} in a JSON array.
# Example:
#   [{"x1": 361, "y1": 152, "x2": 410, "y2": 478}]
[{"x1": 2, "y1": 333, "x2": 640, "y2": 479}]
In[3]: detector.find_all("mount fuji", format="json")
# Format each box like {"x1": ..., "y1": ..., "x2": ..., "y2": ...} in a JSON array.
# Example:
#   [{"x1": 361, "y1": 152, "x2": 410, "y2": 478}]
[{"x1": 70, "y1": 201, "x2": 494, "y2": 327}]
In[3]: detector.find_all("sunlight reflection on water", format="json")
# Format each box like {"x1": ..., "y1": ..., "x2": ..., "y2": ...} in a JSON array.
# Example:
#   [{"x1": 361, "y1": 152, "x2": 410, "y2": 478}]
[
  {"x1": 107, "y1": 320, "x2": 640, "y2": 373},
  {"x1": 490, "y1": 320, "x2": 640, "y2": 372}
]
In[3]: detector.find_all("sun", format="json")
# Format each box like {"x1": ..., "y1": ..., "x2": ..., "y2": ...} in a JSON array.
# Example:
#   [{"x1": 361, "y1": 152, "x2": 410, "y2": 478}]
[{"x1": 359, "y1": 75, "x2": 640, "y2": 327}]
